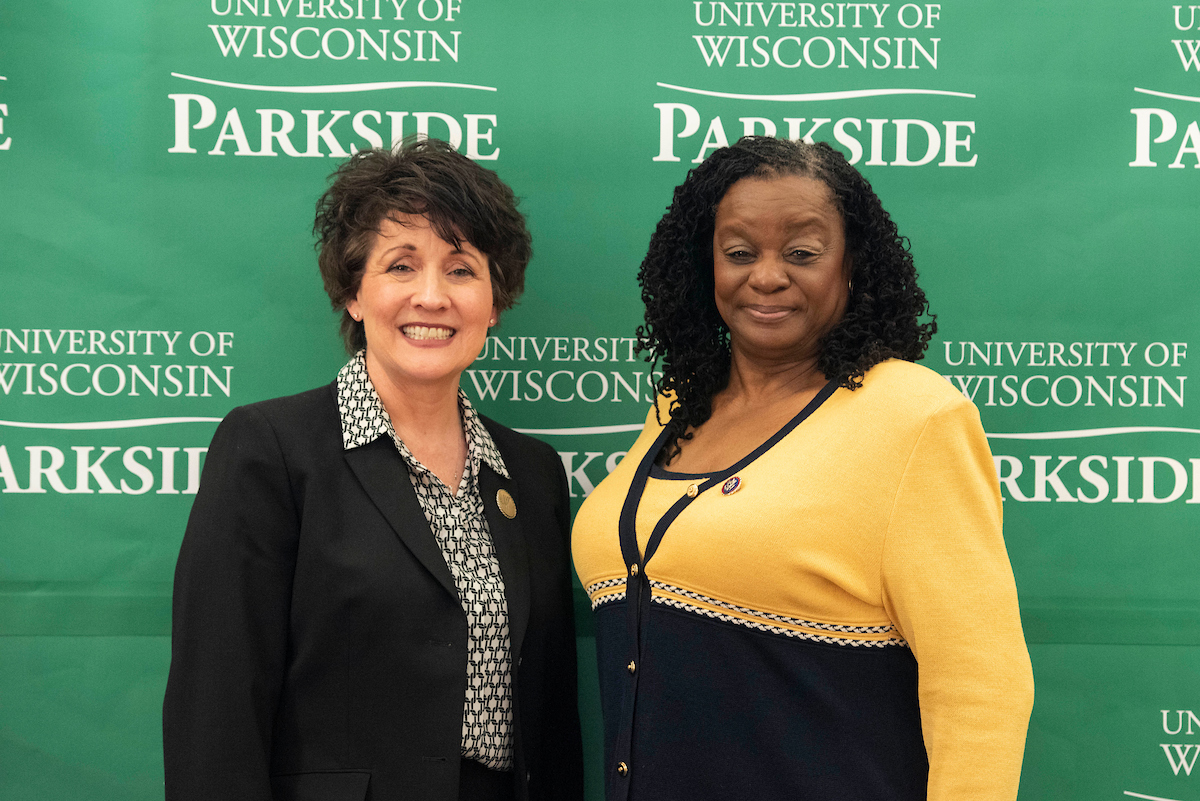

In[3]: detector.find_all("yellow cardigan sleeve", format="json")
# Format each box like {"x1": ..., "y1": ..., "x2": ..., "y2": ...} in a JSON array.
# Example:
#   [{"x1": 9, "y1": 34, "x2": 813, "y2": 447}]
[{"x1": 880, "y1": 395, "x2": 1035, "y2": 801}]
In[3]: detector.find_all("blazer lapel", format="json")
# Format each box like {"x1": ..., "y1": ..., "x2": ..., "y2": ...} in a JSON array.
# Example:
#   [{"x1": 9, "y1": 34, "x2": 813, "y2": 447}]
[
  {"x1": 343, "y1": 438, "x2": 458, "y2": 601},
  {"x1": 479, "y1": 466, "x2": 532, "y2": 662}
]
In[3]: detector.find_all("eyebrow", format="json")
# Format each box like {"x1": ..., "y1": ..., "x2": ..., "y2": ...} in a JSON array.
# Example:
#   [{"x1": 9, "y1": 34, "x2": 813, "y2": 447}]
[
  {"x1": 379, "y1": 244, "x2": 418, "y2": 256},
  {"x1": 715, "y1": 217, "x2": 837, "y2": 236},
  {"x1": 376, "y1": 243, "x2": 481, "y2": 259}
]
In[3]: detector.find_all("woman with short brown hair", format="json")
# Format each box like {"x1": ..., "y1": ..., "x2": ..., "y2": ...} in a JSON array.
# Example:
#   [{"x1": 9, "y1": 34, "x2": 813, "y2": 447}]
[{"x1": 165, "y1": 138, "x2": 583, "y2": 801}]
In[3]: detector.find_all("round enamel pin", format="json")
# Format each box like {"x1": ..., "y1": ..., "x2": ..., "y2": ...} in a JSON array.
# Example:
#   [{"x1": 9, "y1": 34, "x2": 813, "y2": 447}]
[
  {"x1": 496, "y1": 489, "x2": 516, "y2": 519},
  {"x1": 721, "y1": 476, "x2": 742, "y2": 496}
]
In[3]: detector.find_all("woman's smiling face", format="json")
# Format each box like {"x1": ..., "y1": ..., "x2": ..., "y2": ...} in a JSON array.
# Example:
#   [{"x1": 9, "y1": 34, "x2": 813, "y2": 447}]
[
  {"x1": 712, "y1": 173, "x2": 851, "y2": 369},
  {"x1": 347, "y1": 213, "x2": 496, "y2": 393}
]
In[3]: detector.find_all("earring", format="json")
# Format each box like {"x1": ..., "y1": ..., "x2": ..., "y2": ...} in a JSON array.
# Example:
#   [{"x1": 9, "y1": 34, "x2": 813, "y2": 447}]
[
  {"x1": 489, "y1": 317, "x2": 497, "y2": 326},
  {"x1": 350, "y1": 310, "x2": 361, "y2": 321},
  {"x1": 848, "y1": 279, "x2": 854, "y2": 294}
]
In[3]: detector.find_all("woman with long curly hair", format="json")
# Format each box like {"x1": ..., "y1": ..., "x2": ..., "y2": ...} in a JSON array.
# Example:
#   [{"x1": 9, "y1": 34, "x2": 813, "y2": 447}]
[{"x1": 573, "y1": 137, "x2": 1033, "y2": 801}]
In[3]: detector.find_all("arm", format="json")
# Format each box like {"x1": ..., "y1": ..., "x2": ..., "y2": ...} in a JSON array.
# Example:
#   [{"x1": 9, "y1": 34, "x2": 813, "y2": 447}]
[
  {"x1": 163, "y1": 405, "x2": 299, "y2": 801},
  {"x1": 880, "y1": 398, "x2": 1035, "y2": 801}
]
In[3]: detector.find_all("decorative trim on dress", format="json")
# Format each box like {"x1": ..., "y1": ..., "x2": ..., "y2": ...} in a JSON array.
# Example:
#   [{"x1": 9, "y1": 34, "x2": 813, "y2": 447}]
[
  {"x1": 585, "y1": 577, "x2": 628, "y2": 609},
  {"x1": 584, "y1": 576, "x2": 908, "y2": 648}
]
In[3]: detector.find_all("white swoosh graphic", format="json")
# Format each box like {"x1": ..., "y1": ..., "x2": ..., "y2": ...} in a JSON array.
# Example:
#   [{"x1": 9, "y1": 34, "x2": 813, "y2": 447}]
[
  {"x1": 1134, "y1": 86, "x2": 1200, "y2": 104},
  {"x1": 513, "y1": 424, "x2": 645, "y2": 436},
  {"x1": 656, "y1": 82, "x2": 975, "y2": 101},
  {"x1": 170, "y1": 72, "x2": 497, "y2": 94},
  {"x1": 987, "y1": 426, "x2": 1200, "y2": 440},
  {"x1": 1124, "y1": 791, "x2": 1184, "y2": 801},
  {"x1": 0, "y1": 417, "x2": 222, "y2": 430},
  {"x1": 525, "y1": 424, "x2": 1200, "y2": 438},
  {"x1": 0, "y1": 418, "x2": 636, "y2": 435},
  {"x1": 3, "y1": 420, "x2": 1195, "y2": 439}
]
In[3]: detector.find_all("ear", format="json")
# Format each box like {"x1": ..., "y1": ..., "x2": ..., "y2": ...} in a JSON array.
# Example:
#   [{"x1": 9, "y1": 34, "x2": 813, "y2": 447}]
[
  {"x1": 346, "y1": 296, "x2": 362, "y2": 322},
  {"x1": 489, "y1": 306, "x2": 499, "y2": 328}
]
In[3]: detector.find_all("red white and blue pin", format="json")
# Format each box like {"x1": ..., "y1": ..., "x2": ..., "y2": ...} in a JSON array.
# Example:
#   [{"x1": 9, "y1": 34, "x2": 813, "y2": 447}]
[{"x1": 720, "y1": 476, "x2": 742, "y2": 496}]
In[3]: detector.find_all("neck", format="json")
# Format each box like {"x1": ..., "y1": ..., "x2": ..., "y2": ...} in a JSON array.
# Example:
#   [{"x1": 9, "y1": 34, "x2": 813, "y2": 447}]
[
  {"x1": 363, "y1": 352, "x2": 464, "y2": 444},
  {"x1": 720, "y1": 350, "x2": 827, "y2": 407}
]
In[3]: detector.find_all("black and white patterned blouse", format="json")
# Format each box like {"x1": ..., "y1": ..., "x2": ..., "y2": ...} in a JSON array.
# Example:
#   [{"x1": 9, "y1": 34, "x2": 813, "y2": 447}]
[{"x1": 337, "y1": 351, "x2": 514, "y2": 770}]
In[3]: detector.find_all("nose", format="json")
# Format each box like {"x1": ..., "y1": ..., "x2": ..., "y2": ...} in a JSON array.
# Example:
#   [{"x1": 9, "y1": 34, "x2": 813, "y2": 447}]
[
  {"x1": 411, "y1": 268, "x2": 451, "y2": 310},
  {"x1": 746, "y1": 255, "x2": 790, "y2": 293}
]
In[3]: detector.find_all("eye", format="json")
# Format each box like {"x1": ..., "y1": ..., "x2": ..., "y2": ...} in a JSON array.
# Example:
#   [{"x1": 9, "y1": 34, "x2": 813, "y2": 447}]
[
  {"x1": 723, "y1": 248, "x2": 755, "y2": 262},
  {"x1": 788, "y1": 248, "x2": 817, "y2": 262},
  {"x1": 387, "y1": 261, "x2": 414, "y2": 273},
  {"x1": 449, "y1": 264, "x2": 478, "y2": 279}
]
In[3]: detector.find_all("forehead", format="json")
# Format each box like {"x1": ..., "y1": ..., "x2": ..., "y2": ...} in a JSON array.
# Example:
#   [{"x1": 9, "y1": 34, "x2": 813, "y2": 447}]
[
  {"x1": 376, "y1": 212, "x2": 432, "y2": 239},
  {"x1": 714, "y1": 174, "x2": 842, "y2": 234},
  {"x1": 371, "y1": 213, "x2": 477, "y2": 253}
]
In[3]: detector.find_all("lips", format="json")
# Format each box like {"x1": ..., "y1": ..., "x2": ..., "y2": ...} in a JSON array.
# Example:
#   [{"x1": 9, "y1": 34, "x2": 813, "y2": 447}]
[
  {"x1": 401, "y1": 324, "x2": 455, "y2": 341},
  {"x1": 744, "y1": 305, "x2": 794, "y2": 321}
]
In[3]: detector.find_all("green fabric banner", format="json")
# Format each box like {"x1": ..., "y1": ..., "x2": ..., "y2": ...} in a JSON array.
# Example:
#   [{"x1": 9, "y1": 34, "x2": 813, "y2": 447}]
[{"x1": 1, "y1": 1, "x2": 1197, "y2": 798}]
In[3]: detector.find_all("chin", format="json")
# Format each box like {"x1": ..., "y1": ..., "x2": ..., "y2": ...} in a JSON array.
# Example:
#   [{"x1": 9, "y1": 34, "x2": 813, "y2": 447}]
[{"x1": 402, "y1": 355, "x2": 471, "y2": 381}]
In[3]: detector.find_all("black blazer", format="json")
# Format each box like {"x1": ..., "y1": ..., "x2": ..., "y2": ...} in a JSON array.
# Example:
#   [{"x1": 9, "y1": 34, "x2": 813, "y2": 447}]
[{"x1": 163, "y1": 383, "x2": 583, "y2": 801}]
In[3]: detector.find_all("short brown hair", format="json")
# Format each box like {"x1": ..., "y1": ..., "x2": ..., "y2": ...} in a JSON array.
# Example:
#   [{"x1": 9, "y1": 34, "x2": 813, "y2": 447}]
[{"x1": 314, "y1": 138, "x2": 532, "y2": 353}]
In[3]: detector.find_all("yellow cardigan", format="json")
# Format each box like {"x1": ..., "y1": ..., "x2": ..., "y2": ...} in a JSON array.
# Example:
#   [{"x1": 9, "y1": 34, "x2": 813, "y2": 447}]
[{"x1": 573, "y1": 359, "x2": 1034, "y2": 801}]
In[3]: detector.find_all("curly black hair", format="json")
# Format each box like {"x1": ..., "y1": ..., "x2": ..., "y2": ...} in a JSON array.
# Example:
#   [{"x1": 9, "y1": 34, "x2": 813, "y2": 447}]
[
  {"x1": 314, "y1": 138, "x2": 532, "y2": 354},
  {"x1": 636, "y1": 136, "x2": 936, "y2": 459}
]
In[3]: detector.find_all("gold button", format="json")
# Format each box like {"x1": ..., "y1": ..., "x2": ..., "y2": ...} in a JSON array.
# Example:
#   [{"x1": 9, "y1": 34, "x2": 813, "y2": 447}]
[
  {"x1": 629, "y1": 564, "x2": 639, "y2": 576},
  {"x1": 686, "y1": 483, "x2": 698, "y2": 498},
  {"x1": 496, "y1": 489, "x2": 516, "y2": 519},
  {"x1": 617, "y1": 762, "x2": 629, "y2": 776},
  {"x1": 627, "y1": 661, "x2": 636, "y2": 674}
]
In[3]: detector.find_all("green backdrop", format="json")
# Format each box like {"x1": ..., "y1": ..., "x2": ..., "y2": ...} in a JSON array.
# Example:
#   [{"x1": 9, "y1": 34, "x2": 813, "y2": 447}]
[{"x1": 1, "y1": 1, "x2": 1198, "y2": 798}]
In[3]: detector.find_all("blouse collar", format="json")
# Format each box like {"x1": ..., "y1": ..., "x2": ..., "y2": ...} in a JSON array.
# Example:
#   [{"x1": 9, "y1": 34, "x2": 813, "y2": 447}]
[{"x1": 335, "y1": 350, "x2": 509, "y2": 479}]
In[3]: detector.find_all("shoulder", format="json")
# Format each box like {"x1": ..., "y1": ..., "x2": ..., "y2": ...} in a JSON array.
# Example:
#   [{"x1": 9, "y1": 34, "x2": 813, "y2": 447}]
[
  {"x1": 814, "y1": 360, "x2": 985, "y2": 451},
  {"x1": 233, "y1": 383, "x2": 338, "y2": 424},
  {"x1": 480, "y1": 415, "x2": 554, "y2": 458},
  {"x1": 851, "y1": 359, "x2": 976, "y2": 421},
  {"x1": 479, "y1": 415, "x2": 563, "y2": 480},
  {"x1": 213, "y1": 383, "x2": 342, "y2": 456}
]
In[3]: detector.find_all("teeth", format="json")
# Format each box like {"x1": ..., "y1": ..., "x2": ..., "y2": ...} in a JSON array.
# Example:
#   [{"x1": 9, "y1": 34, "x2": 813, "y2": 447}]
[{"x1": 402, "y1": 325, "x2": 454, "y2": 341}]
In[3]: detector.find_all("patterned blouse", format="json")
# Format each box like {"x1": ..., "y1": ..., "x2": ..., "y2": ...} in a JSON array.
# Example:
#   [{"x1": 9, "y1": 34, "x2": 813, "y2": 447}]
[{"x1": 336, "y1": 351, "x2": 514, "y2": 770}]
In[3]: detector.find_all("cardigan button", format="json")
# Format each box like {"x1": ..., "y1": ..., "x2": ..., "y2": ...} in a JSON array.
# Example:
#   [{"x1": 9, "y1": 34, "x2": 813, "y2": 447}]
[
  {"x1": 686, "y1": 483, "x2": 698, "y2": 498},
  {"x1": 629, "y1": 564, "x2": 639, "y2": 577},
  {"x1": 617, "y1": 762, "x2": 629, "y2": 777},
  {"x1": 627, "y1": 660, "x2": 636, "y2": 674}
]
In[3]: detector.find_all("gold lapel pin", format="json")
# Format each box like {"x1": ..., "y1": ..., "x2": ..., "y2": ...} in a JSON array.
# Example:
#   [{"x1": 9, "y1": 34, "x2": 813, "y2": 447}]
[{"x1": 496, "y1": 489, "x2": 516, "y2": 519}]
